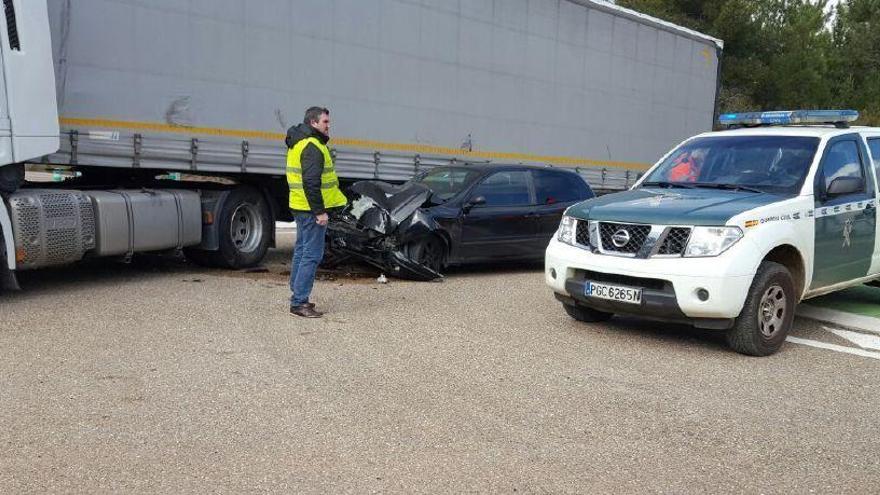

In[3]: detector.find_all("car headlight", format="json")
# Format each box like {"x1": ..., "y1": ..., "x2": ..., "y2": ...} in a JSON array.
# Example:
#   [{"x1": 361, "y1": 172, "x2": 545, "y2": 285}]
[
  {"x1": 557, "y1": 215, "x2": 577, "y2": 245},
  {"x1": 684, "y1": 226, "x2": 743, "y2": 257}
]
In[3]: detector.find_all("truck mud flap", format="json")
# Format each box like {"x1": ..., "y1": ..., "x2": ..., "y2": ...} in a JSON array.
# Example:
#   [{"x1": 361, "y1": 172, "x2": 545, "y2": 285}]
[{"x1": 0, "y1": 266, "x2": 19, "y2": 291}]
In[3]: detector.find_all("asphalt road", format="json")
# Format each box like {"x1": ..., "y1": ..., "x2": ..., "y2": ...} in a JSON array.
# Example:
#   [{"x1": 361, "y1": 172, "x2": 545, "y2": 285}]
[{"x1": 2, "y1": 234, "x2": 879, "y2": 493}]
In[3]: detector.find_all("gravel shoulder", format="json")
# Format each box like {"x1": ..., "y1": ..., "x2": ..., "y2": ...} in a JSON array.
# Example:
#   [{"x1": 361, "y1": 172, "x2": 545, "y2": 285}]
[{"x1": 1, "y1": 235, "x2": 878, "y2": 493}]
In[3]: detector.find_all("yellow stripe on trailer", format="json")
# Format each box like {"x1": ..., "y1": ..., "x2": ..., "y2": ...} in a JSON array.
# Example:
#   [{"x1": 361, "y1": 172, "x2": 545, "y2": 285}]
[{"x1": 59, "y1": 117, "x2": 651, "y2": 171}]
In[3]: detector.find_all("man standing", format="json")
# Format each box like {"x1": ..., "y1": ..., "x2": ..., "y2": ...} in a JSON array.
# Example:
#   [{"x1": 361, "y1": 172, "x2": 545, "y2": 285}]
[{"x1": 286, "y1": 107, "x2": 347, "y2": 318}]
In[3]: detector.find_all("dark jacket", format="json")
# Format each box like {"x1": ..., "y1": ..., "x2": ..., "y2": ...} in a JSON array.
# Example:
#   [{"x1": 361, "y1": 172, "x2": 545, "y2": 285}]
[{"x1": 286, "y1": 123, "x2": 330, "y2": 215}]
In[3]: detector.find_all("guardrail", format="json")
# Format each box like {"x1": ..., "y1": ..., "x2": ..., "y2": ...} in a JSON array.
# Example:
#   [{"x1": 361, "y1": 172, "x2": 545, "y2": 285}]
[{"x1": 48, "y1": 130, "x2": 640, "y2": 192}]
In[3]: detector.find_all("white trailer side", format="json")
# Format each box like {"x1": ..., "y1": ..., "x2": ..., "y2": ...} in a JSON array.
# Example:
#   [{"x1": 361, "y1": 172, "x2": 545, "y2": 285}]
[{"x1": 44, "y1": 0, "x2": 722, "y2": 191}]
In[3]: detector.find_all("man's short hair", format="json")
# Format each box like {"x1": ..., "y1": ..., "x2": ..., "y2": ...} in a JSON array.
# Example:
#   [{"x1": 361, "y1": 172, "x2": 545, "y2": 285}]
[{"x1": 304, "y1": 106, "x2": 329, "y2": 125}]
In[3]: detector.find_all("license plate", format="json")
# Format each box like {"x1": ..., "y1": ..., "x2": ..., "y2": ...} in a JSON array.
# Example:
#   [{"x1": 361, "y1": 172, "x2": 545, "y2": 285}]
[{"x1": 584, "y1": 281, "x2": 642, "y2": 305}]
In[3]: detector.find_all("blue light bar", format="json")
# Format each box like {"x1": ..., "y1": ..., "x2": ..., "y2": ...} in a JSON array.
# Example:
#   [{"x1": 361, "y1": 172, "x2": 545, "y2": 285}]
[{"x1": 719, "y1": 110, "x2": 859, "y2": 127}]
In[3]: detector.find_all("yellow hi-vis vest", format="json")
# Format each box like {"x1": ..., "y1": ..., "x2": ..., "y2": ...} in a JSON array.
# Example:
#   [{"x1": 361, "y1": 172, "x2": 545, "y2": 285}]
[{"x1": 286, "y1": 137, "x2": 347, "y2": 211}]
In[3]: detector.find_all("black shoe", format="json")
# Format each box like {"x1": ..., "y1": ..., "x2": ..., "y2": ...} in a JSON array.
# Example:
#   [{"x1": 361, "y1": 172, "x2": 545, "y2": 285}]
[{"x1": 290, "y1": 304, "x2": 323, "y2": 318}]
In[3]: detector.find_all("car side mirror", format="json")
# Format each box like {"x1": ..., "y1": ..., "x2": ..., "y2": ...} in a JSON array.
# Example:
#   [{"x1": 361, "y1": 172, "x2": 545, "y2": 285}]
[
  {"x1": 827, "y1": 176, "x2": 864, "y2": 197},
  {"x1": 463, "y1": 196, "x2": 486, "y2": 212}
]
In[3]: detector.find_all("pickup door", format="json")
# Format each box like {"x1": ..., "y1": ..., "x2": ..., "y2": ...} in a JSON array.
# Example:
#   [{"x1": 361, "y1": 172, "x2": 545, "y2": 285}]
[
  {"x1": 811, "y1": 134, "x2": 877, "y2": 289},
  {"x1": 867, "y1": 136, "x2": 880, "y2": 276}
]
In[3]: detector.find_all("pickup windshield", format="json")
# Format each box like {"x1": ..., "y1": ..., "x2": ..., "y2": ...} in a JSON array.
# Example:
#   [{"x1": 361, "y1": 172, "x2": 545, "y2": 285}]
[
  {"x1": 642, "y1": 135, "x2": 821, "y2": 194},
  {"x1": 411, "y1": 167, "x2": 483, "y2": 202}
]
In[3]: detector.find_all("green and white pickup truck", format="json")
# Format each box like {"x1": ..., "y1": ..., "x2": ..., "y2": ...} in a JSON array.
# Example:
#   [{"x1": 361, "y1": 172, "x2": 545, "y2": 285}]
[{"x1": 546, "y1": 110, "x2": 880, "y2": 356}]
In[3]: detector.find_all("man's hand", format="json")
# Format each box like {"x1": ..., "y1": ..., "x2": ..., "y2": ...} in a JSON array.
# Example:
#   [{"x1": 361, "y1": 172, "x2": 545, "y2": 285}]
[{"x1": 316, "y1": 213, "x2": 329, "y2": 226}]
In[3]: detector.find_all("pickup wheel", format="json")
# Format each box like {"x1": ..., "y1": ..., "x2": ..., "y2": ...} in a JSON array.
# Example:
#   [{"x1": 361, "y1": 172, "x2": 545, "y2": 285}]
[
  {"x1": 563, "y1": 303, "x2": 613, "y2": 323},
  {"x1": 726, "y1": 261, "x2": 795, "y2": 356},
  {"x1": 185, "y1": 186, "x2": 271, "y2": 269}
]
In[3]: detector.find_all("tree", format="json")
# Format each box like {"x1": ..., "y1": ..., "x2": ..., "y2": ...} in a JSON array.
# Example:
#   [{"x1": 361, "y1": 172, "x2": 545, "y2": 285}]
[
  {"x1": 616, "y1": 0, "x2": 880, "y2": 123},
  {"x1": 830, "y1": 0, "x2": 880, "y2": 124}
]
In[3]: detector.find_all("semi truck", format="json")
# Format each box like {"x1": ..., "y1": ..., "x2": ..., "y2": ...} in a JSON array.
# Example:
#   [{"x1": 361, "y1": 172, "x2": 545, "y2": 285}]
[{"x1": 0, "y1": 0, "x2": 722, "y2": 290}]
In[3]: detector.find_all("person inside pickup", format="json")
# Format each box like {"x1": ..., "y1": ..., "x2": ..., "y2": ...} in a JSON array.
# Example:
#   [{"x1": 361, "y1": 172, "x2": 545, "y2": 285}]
[{"x1": 667, "y1": 148, "x2": 707, "y2": 182}]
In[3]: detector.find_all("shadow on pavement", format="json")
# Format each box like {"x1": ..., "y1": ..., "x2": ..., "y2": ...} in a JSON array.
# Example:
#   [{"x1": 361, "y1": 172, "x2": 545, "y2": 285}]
[{"x1": 565, "y1": 313, "x2": 732, "y2": 354}]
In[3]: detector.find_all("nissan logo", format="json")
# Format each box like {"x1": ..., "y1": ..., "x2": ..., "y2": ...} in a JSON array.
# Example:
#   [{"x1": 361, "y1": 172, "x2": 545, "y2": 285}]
[{"x1": 611, "y1": 229, "x2": 631, "y2": 248}]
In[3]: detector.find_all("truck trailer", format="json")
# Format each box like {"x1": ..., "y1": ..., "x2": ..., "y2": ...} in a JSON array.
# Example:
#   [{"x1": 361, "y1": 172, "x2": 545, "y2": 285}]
[{"x1": 0, "y1": 0, "x2": 722, "y2": 289}]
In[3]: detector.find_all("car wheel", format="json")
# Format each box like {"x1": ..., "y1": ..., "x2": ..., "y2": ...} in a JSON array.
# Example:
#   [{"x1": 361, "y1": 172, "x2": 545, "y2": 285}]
[
  {"x1": 563, "y1": 302, "x2": 613, "y2": 322},
  {"x1": 184, "y1": 186, "x2": 271, "y2": 269},
  {"x1": 405, "y1": 236, "x2": 445, "y2": 273},
  {"x1": 726, "y1": 261, "x2": 795, "y2": 356}
]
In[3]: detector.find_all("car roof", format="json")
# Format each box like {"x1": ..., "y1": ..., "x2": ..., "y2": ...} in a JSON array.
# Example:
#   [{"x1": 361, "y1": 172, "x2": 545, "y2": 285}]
[{"x1": 695, "y1": 125, "x2": 880, "y2": 139}]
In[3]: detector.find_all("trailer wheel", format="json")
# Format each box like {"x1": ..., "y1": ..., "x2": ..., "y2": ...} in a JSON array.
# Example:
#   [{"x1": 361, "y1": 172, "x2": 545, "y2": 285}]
[
  {"x1": 726, "y1": 261, "x2": 795, "y2": 356},
  {"x1": 185, "y1": 186, "x2": 271, "y2": 269}
]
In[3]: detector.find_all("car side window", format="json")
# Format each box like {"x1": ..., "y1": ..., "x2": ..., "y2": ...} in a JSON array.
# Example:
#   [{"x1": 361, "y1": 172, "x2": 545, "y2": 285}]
[
  {"x1": 868, "y1": 138, "x2": 880, "y2": 187},
  {"x1": 471, "y1": 171, "x2": 531, "y2": 207},
  {"x1": 533, "y1": 171, "x2": 590, "y2": 204},
  {"x1": 820, "y1": 140, "x2": 865, "y2": 192}
]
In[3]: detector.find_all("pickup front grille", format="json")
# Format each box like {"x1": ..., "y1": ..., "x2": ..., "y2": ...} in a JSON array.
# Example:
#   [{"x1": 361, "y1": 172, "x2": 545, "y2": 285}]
[
  {"x1": 599, "y1": 222, "x2": 651, "y2": 254},
  {"x1": 657, "y1": 227, "x2": 692, "y2": 255},
  {"x1": 575, "y1": 220, "x2": 590, "y2": 246}
]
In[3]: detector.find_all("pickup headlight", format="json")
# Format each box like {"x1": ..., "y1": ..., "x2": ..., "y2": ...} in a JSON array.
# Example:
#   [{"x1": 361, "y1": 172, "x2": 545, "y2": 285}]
[
  {"x1": 557, "y1": 215, "x2": 577, "y2": 245},
  {"x1": 684, "y1": 226, "x2": 743, "y2": 257}
]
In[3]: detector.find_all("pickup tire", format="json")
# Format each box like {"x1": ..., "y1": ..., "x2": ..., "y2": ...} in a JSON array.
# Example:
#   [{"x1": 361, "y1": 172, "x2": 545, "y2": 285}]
[
  {"x1": 185, "y1": 186, "x2": 271, "y2": 269},
  {"x1": 726, "y1": 261, "x2": 795, "y2": 356},
  {"x1": 563, "y1": 303, "x2": 613, "y2": 323}
]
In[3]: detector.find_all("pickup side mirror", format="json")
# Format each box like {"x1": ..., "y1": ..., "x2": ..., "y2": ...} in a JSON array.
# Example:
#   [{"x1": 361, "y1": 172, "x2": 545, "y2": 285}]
[
  {"x1": 827, "y1": 176, "x2": 864, "y2": 197},
  {"x1": 463, "y1": 196, "x2": 486, "y2": 212}
]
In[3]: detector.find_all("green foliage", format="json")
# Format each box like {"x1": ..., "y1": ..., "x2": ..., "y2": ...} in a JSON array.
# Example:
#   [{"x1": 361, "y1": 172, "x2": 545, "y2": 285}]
[{"x1": 617, "y1": 0, "x2": 880, "y2": 125}]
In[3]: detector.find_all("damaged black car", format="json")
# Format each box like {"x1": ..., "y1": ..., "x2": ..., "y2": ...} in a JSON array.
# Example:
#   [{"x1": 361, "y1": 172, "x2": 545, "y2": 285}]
[{"x1": 326, "y1": 164, "x2": 595, "y2": 280}]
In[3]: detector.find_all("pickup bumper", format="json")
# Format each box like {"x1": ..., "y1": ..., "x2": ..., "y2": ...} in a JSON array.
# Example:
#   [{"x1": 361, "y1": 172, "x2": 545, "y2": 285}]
[{"x1": 545, "y1": 238, "x2": 759, "y2": 324}]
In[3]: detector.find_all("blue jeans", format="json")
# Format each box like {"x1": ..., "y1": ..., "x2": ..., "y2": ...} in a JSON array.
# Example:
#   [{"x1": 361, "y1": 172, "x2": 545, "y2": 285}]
[{"x1": 290, "y1": 212, "x2": 327, "y2": 306}]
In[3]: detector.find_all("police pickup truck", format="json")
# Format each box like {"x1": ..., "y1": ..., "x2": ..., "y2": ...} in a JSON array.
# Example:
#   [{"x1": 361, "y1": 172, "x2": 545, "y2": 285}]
[{"x1": 546, "y1": 110, "x2": 880, "y2": 356}]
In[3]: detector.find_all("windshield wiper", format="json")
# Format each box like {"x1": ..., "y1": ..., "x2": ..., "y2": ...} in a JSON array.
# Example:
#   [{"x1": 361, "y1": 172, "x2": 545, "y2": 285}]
[
  {"x1": 641, "y1": 181, "x2": 695, "y2": 189},
  {"x1": 690, "y1": 183, "x2": 764, "y2": 194}
]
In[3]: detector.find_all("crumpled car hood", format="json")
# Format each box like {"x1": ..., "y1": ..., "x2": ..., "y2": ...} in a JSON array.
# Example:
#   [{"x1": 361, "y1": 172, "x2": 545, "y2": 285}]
[
  {"x1": 327, "y1": 181, "x2": 443, "y2": 281},
  {"x1": 347, "y1": 181, "x2": 432, "y2": 235}
]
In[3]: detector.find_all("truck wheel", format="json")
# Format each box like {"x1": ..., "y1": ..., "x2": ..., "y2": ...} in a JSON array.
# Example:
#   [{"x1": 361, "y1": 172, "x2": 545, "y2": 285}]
[
  {"x1": 726, "y1": 261, "x2": 795, "y2": 356},
  {"x1": 563, "y1": 303, "x2": 613, "y2": 323},
  {"x1": 0, "y1": 163, "x2": 24, "y2": 194},
  {"x1": 185, "y1": 186, "x2": 271, "y2": 269}
]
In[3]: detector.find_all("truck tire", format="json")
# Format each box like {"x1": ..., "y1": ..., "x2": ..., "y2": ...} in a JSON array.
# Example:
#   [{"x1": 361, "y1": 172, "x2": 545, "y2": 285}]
[
  {"x1": 563, "y1": 302, "x2": 613, "y2": 323},
  {"x1": 726, "y1": 261, "x2": 795, "y2": 356},
  {"x1": 0, "y1": 163, "x2": 24, "y2": 194},
  {"x1": 185, "y1": 186, "x2": 271, "y2": 269}
]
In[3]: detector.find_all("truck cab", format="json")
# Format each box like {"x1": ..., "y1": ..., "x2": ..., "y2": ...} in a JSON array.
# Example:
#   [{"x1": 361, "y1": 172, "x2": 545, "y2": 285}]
[
  {"x1": 546, "y1": 110, "x2": 880, "y2": 356},
  {"x1": 0, "y1": 0, "x2": 60, "y2": 289}
]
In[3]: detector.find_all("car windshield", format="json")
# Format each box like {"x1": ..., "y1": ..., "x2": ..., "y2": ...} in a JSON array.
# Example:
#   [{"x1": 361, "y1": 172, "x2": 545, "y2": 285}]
[
  {"x1": 411, "y1": 167, "x2": 483, "y2": 201},
  {"x1": 642, "y1": 135, "x2": 821, "y2": 194}
]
